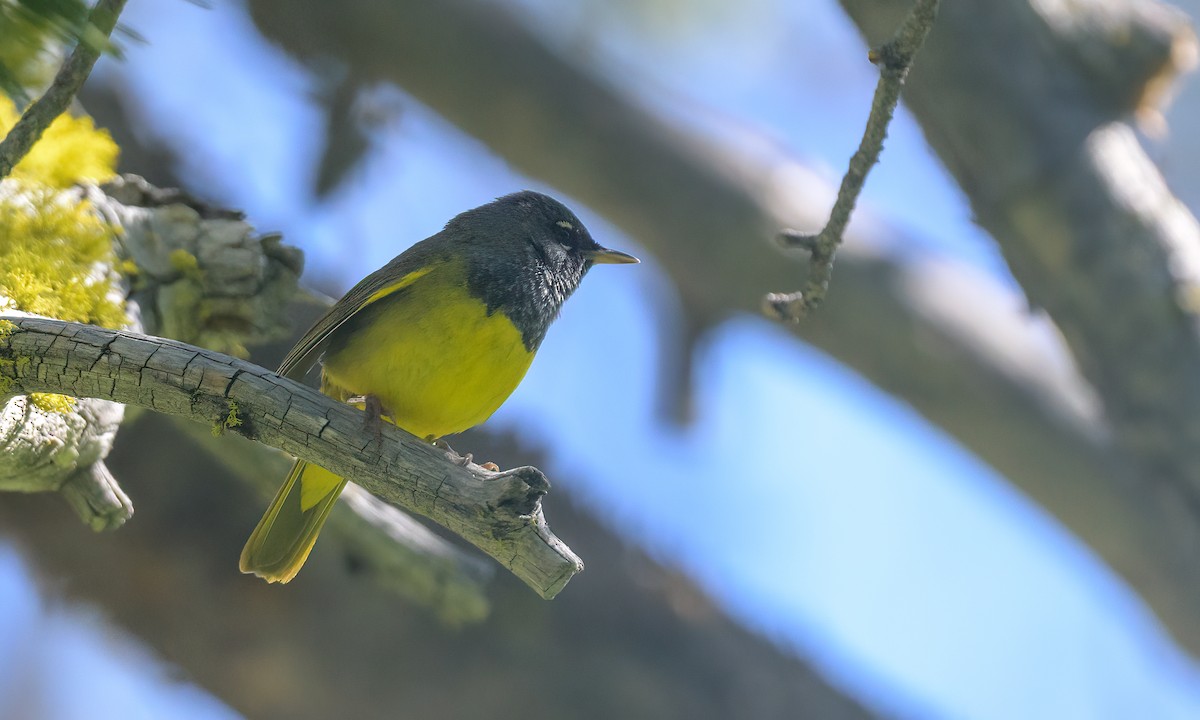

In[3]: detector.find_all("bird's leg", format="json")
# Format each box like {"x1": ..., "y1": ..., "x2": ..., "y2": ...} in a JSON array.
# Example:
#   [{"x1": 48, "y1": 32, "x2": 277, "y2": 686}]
[
  {"x1": 348, "y1": 394, "x2": 386, "y2": 449},
  {"x1": 431, "y1": 437, "x2": 499, "y2": 471}
]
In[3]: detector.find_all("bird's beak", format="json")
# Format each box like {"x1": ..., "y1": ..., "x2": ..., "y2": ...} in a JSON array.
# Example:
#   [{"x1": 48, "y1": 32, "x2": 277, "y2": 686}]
[{"x1": 586, "y1": 247, "x2": 640, "y2": 264}]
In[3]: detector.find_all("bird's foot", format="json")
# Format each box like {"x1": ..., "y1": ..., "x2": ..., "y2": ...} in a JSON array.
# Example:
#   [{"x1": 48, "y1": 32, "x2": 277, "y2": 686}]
[
  {"x1": 432, "y1": 437, "x2": 472, "y2": 466},
  {"x1": 349, "y1": 394, "x2": 387, "y2": 450},
  {"x1": 431, "y1": 438, "x2": 498, "y2": 470}
]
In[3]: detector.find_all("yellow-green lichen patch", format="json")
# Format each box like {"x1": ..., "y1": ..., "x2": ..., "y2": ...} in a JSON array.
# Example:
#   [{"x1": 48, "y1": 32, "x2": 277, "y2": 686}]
[
  {"x1": 212, "y1": 400, "x2": 243, "y2": 437},
  {"x1": 0, "y1": 90, "x2": 124, "y2": 330},
  {"x1": 0, "y1": 93, "x2": 124, "y2": 412},
  {"x1": 0, "y1": 193, "x2": 126, "y2": 329},
  {"x1": 0, "y1": 96, "x2": 118, "y2": 188},
  {"x1": 29, "y1": 392, "x2": 75, "y2": 413},
  {"x1": 168, "y1": 248, "x2": 201, "y2": 279},
  {"x1": 0, "y1": 357, "x2": 14, "y2": 396}
]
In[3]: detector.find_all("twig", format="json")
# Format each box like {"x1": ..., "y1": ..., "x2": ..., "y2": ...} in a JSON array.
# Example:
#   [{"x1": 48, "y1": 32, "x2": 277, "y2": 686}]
[
  {"x1": 763, "y1": 0, "x2": 940, "y2": 322},
  {"x1": 0, "y1": 0, "x2": 128, "y2": 179},
  {"x1": 0, "y1": 316, "x2": 584, "y2": 599}
]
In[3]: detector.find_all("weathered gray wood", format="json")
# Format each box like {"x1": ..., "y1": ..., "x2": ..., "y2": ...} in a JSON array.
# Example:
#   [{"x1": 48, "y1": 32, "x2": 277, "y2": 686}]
[
  {"x1": 0, "y1": 316, "x2": 582, "y2": 598},
  {"x1": 839, "y1": 0, "x2": 1200, "y2": 653}
]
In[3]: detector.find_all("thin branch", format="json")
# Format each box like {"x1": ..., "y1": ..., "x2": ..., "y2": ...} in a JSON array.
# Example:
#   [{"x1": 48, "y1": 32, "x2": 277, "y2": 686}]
[
  {"x1": 0, "y1": 316, "x2": 583, "y2": 599},
  {"x1": 763, "y1": 0, "x2": 940, "y2": 322},
  {"x1": 0, "y1": 0, "x2": 128, "y2": 179},
  {"x1": 839, "y1": 0, "x2": 1200, "y2": 654}
]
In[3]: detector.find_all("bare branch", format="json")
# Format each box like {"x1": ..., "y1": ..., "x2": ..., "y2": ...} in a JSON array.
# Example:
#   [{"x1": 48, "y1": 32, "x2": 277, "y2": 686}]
[
  {"x1": 0, "y1": 0, "x2": 128, "y2": 179},
  {"x1": 0, "y1": 316, "x2": 582, "y2": 599},
  {"x1": 840, "y1": 0, "x2": 1200, "y2": 653},
  {"x1": 763, "y1": 0, "x2": 940, "y2": 321}
]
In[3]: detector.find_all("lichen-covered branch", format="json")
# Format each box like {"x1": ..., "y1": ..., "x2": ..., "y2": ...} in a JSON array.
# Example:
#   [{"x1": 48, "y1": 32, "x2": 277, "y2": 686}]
[
  {"x1": 0, "y1": 316, "x2": 582, "y2": 598},
  {"x1": 94, "y1": 175, "x2": 303, "y2": 355},
  {"x1": 764, "y1": 0, "x2": 940, "y2": 321},
  {"x1": 0, "y1": 0, "x2": 128, "y2": 179},
  {"x1": 1, "y1": 174, "x2": 492, "y2": 615}
]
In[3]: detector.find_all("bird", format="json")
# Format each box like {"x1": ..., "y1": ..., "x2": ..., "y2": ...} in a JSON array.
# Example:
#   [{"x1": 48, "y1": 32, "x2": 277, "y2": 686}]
[{"x1": 239, "y1": 190, "x2": 639, "y2": 583}]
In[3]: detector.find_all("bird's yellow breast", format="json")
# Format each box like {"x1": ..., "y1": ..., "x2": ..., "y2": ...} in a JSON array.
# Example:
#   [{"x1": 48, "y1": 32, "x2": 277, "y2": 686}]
[{"x1": 319, "y1": 260, "x2": 534, "y2": 440}]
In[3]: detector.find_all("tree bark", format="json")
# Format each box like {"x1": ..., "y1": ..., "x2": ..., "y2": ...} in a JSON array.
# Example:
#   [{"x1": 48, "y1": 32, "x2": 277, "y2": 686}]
[
  {"x1": 839, "y1": 0, "x2": 1200, "y2": 653},
  {"x1": 0, "y1": 316, "x2": 581, "y2": 598}
]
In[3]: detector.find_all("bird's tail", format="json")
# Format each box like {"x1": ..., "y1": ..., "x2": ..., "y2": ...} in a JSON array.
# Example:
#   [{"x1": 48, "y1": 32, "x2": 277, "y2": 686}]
[{"x1": 240, "y1": 460, "x2": 347, "y2": 583}]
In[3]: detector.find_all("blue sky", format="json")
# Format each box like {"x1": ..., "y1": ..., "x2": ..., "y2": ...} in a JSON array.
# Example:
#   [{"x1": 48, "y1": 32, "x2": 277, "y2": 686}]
[{"x1": 2, "y1": 0, "x2": 1200, "y2": 718}]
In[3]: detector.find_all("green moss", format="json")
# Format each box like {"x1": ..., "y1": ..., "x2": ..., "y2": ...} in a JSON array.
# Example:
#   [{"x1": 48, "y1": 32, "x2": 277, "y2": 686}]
[
  {"x1": 0, "y1": 318, "x2": 14, "y2": 341},
  {"x1": 212, "y1": 400, "x2": 244, "y2": 437},
  {"x1": 29, "y1": 392, "x2": 75, "y2": 413}
]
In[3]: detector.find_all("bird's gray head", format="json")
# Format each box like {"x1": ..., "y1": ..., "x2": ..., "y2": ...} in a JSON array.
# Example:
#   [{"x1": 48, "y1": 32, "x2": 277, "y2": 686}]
[{"x1": 449, "y1": 190, "x2": 638, "y2": 351}]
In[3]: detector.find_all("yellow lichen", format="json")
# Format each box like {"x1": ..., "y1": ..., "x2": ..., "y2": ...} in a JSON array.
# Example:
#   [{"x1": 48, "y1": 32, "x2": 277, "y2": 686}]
[
  {"x1": 0, "y1": 193, "x2": 125, "y2": 328},
  {"x1": 0, "y1": 95, "x2": 117, "y2": 187},
  {"x1": 0, "y1": 318, "x2": 14, "y2": 340},
  {"x1": 169, "y1": 248, "x2": 201, "y2": 279},
  {"x1": 0, "y1": 92, "x2": 123, "y2": 415},
  {"x1": 212, "y1": 400, "x2": 243, "y2": 436},
  {"x1": 29, "y1": 392, "x2": 75, "y2": 413}
]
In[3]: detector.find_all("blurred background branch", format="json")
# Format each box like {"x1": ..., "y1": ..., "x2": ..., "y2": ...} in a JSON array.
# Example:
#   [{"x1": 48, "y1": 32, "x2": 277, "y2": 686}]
[
  {"x1": 245, "y1": 0, "x2": 1200, "y2": 657},
  {"x1": 765, "y1": 0, "x2": 940, "y2": 320},
  {"x1": 0, "y1": 422, "x2": 878, "y2": 719},
  {"x1": 840, "y1": 0, "x2": 1200, "y2": 654},
  {"x1": 6, "y1": 0, "x2": 1200, "y2": 717}
]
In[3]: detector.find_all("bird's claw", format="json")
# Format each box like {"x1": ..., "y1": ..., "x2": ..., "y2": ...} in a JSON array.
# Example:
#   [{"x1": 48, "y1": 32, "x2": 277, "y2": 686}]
[
  {"x1": 349, "y1": 394, "x2": 386, "y2": 451},
  {"x1": 431, "y1": 438, "x2": 497, "y2": 469}
]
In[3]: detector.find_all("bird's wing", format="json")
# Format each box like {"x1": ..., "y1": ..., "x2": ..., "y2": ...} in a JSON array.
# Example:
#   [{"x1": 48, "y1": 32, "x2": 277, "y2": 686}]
[{"x1": 277, "y1": 242, "x2": 444, "y2": 380}]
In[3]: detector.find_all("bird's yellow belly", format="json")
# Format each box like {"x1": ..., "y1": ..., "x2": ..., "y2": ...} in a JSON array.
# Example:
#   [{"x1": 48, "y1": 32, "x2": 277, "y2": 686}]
[{"x1": 319, "y1": 284, "x2": 534, "y2": 440}]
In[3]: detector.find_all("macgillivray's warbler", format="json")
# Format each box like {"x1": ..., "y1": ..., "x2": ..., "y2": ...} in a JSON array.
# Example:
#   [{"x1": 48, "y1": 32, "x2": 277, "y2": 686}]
[{"x1": 240, "y1": 191, "x2": 639, "y2": 583}]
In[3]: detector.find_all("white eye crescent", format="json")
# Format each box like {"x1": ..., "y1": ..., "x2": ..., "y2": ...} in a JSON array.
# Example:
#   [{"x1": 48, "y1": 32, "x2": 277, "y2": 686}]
[{"x1": 556, "y1": 220, "x2": 574, "y2": 230}]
